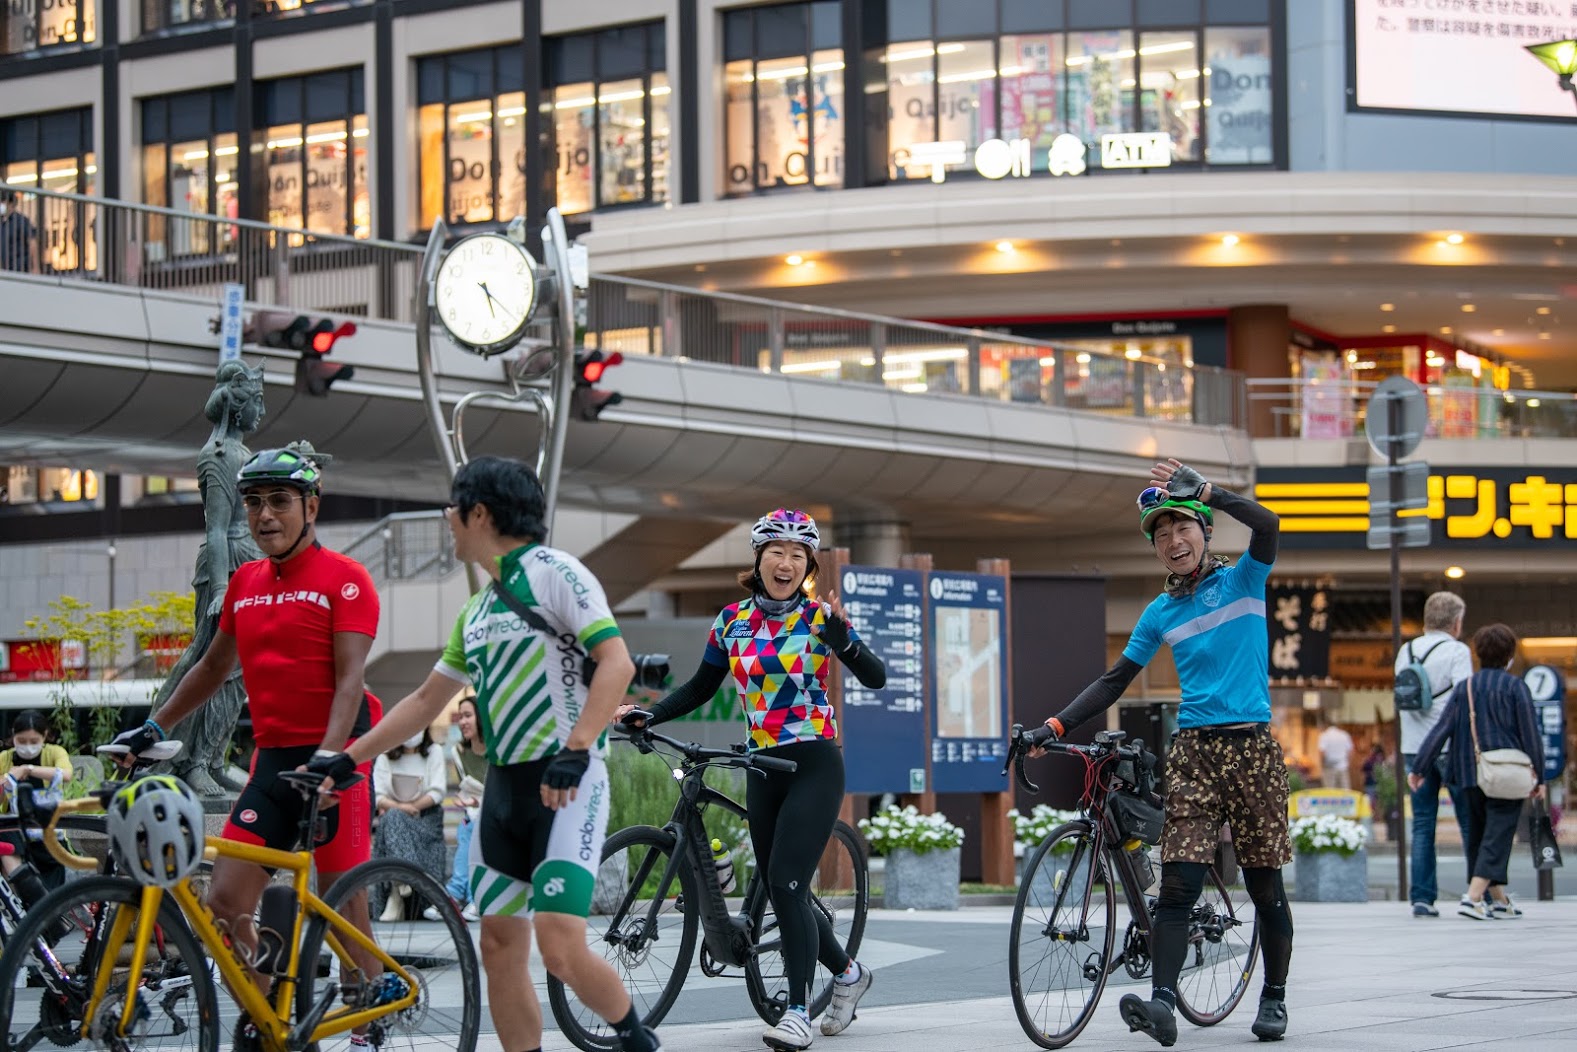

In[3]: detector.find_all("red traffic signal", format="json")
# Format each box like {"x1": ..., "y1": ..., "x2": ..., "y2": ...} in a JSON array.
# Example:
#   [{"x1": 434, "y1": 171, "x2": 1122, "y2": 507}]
[
  {"x1": 571, "y1": 350, "x2": 624, "y2": 422},
  {"x1": 577, "y1": 350, "x2": 623, "y2": 385},
  {"x1": 311, "y1": 320, "x2": 357, "y2": 355}
]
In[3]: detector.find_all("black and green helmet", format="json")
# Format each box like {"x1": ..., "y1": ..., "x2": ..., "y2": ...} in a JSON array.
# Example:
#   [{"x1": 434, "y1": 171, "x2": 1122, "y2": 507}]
[{"x1": 237, "y1": 448, "x2": 323, "y2": 494}]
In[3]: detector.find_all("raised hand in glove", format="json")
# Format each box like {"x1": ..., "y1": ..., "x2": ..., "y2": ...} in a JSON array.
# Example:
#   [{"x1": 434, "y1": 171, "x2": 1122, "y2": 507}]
[
  {"x1": 541, "y1": 748, "x2": 591, "y2": 810},
  {"x1": 1151, "y1": 458, "x2": 1211, "y2": 503}
]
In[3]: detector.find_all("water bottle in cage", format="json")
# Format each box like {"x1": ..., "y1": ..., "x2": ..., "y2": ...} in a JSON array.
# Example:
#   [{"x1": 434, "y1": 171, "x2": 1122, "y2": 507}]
[
  {"x1": 710, "y1": 839, "x2": 736, "y2": 894},
  {"x1": 253, "y1": 884, "x2": 298, "y2": 975}
]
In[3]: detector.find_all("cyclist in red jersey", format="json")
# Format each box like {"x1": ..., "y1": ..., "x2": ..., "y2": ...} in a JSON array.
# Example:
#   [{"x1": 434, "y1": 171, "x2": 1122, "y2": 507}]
[{"x1": 113, "y1": 445, "x2": 383, "y2": 1030}]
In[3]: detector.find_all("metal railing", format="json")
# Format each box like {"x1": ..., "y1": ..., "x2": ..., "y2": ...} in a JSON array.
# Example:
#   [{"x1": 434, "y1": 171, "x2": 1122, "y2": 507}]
[
  {"x1": 0, "y1": 184, "x2": 1248, "y2": 428},
  {"x1": 1248, "y1": 377, "x2": 1577, "y2": 440},
  {"x1": 338, "y1": 511, "x2": 456, "y2": 590},
  {"x1": 586, "y1": 275, "x2": 1247, "y2": 427}
]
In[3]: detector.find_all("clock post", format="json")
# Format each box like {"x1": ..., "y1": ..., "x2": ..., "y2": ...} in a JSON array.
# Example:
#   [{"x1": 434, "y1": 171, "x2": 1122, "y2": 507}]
[{"x1": 413, "y1": 207, "x2": 586, "y2": 543}]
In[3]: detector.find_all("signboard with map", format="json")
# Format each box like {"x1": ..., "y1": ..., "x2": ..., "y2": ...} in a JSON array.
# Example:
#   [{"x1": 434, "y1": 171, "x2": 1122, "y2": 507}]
[
  {"x1": 927, "y1": 571, "x2": 1010, "y2": 792},
  {"x1": 837, "y1": 565, "x2": 928, "y2": 794}
]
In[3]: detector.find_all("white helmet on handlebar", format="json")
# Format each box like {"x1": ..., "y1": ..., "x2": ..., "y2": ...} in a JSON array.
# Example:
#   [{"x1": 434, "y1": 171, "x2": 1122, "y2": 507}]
[{"x1": 106, "y1": 774, "x2": 206, "y2": 888}]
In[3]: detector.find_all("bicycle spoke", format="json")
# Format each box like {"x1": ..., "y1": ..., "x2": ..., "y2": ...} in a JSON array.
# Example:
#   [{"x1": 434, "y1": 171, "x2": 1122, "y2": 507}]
[{"x1": 1174, "y1": 868, "x2": 1259, "y2": 1026}]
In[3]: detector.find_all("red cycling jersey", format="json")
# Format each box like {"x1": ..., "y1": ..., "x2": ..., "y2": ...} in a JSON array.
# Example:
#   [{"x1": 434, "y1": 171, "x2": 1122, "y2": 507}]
[{"x1": 218, "y1": 543, "x2": 380, "y2": 748}]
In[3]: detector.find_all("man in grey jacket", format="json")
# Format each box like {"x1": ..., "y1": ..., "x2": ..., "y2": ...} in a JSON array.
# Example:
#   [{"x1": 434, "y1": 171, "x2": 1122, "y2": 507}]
[{"x1": 1395, "y1": 591, "x2": 1473, "y2": 917}]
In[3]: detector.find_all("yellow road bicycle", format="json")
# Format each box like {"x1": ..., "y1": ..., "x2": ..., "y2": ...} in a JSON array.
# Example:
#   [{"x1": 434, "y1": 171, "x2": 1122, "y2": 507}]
[{"x1": 0, "y1": 759, "x2": 481, "y2": 1052}]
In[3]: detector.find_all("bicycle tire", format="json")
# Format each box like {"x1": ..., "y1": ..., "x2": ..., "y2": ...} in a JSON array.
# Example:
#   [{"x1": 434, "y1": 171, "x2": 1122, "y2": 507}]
[
  {"x1": 546, "y1": 824, "x2": 699, "y2": 1052},
  {"x1": 1173, "y1": 863, "x2": 1260, "y2": 1026},
  {"x1": 0, "y1": 874, "x2": 221, "y2": 1052},
  {"x1": 1008, "y1": 820, "x2": 1116, "y2": 1050},
  {"x1": 296, "y1": 858, "x2": 481, "y2": 1052},
  {"x1": 743, "y1": 819, "x2": 870, "y2": 1025}
]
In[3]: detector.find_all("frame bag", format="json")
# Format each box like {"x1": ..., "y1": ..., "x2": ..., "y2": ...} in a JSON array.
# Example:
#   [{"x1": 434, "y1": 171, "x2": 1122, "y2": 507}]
[{"x1": 1467, "y1": 677, "x2": 1537, "y2": 801}]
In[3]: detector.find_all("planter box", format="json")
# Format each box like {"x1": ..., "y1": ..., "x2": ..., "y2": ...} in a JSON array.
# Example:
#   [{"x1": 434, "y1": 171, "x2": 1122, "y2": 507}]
[
  {"x1": 1293, "y1": 847, "x2": 1368, "y2": 902},
  {"x1": 884, "y1": 846, "x2": 960, "y2": 910}
]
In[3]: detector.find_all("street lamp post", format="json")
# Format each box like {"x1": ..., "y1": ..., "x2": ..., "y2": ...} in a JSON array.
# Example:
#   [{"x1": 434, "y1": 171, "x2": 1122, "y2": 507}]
[{"x1": 1525, "y1": 39, "x2": 1577, "y2": 113}]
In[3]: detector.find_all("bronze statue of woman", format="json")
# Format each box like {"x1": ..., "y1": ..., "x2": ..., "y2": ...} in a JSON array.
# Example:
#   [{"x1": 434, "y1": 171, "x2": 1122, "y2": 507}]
[{"x1": 159, "y1": 360, "x2": 266, "y2": 796}]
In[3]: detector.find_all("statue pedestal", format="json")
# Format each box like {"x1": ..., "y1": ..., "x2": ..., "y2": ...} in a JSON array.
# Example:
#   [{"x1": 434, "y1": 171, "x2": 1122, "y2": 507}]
[{"x1": 201, "y1": 794, "x2": 241, "y2": 817}]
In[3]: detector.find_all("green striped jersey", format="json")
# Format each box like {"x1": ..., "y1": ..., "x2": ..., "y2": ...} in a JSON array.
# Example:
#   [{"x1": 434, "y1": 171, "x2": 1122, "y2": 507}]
[{"x1": 435, "y1": 544, "x2": 621, "y2": 764}]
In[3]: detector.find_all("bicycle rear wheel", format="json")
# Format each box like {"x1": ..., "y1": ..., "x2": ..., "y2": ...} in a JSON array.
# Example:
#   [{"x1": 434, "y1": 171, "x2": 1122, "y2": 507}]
[
  {"x1": 1008, "y1": 821, "x2": 1115, "y2": 1050},
  {"x1": 296, "y1": 859, "x2": 481, "y2": 1052},
  {"x1": 743, "y1": 819, "x2": 869, "y2": 1025},
  {"x1": 1174, "y1": 864, "x2": 1259, "y2": 1026},
  {"x1": 0, "y1": 874, "x2": 220, "y2": 1052}
]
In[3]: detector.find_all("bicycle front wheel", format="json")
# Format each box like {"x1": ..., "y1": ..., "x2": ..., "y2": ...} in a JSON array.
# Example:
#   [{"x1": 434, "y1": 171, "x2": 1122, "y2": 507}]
[
  {"x1": 296, "y1": 859, "x2": 481, "y2": 1052},
  {"x1": 0, "y1": 874, "x2": 220, "y2": 1052},
  {"x1": 1174, "y1": 863, "x2": 1260, "y2": 1026},
  {"x1": 1008, "y1": 820, "x2": 1115, "y2": 1049},
  {"x1": 546, "y1": 825, "x2": 699, "y2": 1052},
  {"x1": 744, "y1": 819, "x2": 870, "y2": 1025}
]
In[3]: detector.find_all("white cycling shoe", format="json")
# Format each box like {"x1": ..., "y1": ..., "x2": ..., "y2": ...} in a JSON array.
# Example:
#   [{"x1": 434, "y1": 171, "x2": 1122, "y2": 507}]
[
  {"x1": 762, "y1": 1009, "x2": 815, "y2": 1050},
  {"x1": 821, "y1": 966, "x2": 873, "y2": 1035}
]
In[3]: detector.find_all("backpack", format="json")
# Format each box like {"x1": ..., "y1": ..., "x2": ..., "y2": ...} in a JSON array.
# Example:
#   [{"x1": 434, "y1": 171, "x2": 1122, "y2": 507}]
[{"x1": 1395, "y1": 639, "x2": 1448, "y2": 713}]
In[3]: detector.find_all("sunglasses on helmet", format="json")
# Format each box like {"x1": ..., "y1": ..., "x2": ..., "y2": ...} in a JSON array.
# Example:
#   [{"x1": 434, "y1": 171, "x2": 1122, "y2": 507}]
[{"x1": 1137, "y1": 486, "x2": 1169, "y2": 512}]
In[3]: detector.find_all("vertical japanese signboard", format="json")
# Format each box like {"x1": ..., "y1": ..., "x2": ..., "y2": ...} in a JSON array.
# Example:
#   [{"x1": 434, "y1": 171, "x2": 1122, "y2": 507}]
[
  {"x1": 838, "y1": 566, "x2": 927, "y2": 794},
  {"x1": 1266, "y1": 583, "x2": 1332, "y2": 679},
  {"x1": 927, "y1": 571, "x2": 1010, "y2": 792},
  {"x1": 1524, "y1": 665, "x2": 1568, "y2": 783}
]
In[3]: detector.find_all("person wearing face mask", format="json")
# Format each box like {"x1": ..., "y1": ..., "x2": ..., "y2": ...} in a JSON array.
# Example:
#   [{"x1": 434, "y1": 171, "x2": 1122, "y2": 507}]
[
  {"x1": 0, "y1": 188, "x2": 37, "y2": 273},
  {"x1": 372, "y1": 726, "x2": 450, "y2": 921},
  {"x1": 0, "y1": 709, "x2": 75, "y2": 905},
  {"x1": 1036, "y1": 459, "x2": 1294, "y2": 1048},
  {"x1": 619, "y1": 508, "x2": 887, "y2": 1051}
]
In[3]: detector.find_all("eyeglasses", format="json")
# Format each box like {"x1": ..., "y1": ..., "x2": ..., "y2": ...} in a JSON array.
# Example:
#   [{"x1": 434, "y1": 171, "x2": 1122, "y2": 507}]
[
  {"x1": 1136, "y1": 486, "x2": 1168, "y2": 512},
  {"x1": 242, "y1": 492, "x2": 303, "y2": 514}
]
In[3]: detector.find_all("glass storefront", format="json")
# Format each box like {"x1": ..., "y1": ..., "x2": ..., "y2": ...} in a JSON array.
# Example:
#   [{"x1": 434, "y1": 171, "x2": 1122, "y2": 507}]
[
  {"x1": 722, "y1": 1, "x2": 844, "y2": 196},
  {"x1": 139, "y1": 0, "x2": 229, "y2": 34},
  {"x1": 868, "y1": 0, "x2": 1272, "y2": 184},
  {"x1": 1, "y1": 0, "x2": 95, "y2": 56},
  {"x1": 543, "y1": 22, "x2": 669, "y2": 217},
  {"x1": 141, "y1": 88, "x2": 239, "y2": 259},
  {"x1": 0, "y1": 108, "x2": 96, "y2": 272},
  {"x1": 254, "y1": 69, "x2": 369, "y2": 238},
  {"x1": 416, "y1": 46, "x2": 527, "y2": 229}
]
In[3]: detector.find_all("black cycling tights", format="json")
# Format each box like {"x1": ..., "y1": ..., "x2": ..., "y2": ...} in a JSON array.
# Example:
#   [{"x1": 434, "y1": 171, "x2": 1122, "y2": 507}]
[
  {"x1": 745, "y1": 738, "x2": 854, "y2": 1009},
  {"x1": 1151, "y1": 862, "x2": 1294, "y2": 1005}
]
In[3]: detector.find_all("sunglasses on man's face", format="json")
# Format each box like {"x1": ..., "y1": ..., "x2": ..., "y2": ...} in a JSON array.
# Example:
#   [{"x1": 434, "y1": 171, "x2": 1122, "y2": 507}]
[{"x1": 242, "y1": 492, "x2": 303, "y2": 514}]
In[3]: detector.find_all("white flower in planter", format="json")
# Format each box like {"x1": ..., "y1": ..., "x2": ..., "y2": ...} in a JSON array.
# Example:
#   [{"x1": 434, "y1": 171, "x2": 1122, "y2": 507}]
[
  {"x1": 857, "y1": 804, "x2": 965, "y2": 856},
  {"x1": 1290, "y1": 815, "x2": 1368, "y2": 858}
]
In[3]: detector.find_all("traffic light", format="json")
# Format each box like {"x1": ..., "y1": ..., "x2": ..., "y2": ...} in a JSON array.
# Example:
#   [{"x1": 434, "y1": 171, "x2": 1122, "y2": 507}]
[
  {"x1": 245, "y1": 312, "x2": 357, "y2": 397},
  {"x1": 571, "y1": 350, "x2": 624, "y2": 422}
]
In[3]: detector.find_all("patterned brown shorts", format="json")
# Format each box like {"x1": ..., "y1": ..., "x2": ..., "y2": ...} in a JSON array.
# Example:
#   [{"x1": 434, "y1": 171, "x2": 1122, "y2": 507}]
[{"x1": 1161, "y1": 727, "x2": 1291, "y2": 868}]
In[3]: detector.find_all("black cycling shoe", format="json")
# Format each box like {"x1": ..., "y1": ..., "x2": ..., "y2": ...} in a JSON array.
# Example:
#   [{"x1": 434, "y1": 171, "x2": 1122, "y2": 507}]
[
  {"x1": 1251, "y1": 998, "x2": 1288, "y2": 1041},
  {"x1": 1119, "y1": 993, "x2": 1178, "y2": 1048}
]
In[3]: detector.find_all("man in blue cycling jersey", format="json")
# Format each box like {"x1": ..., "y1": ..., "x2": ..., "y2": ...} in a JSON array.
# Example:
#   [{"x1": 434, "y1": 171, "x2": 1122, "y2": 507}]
[{"x1": 1040, "y1": 458, "x2": 1293, "y2": 1047}]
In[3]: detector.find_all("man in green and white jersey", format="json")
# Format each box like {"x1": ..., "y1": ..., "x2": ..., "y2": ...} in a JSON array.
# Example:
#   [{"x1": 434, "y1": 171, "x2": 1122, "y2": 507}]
[{"x1": 310, "y1": 456, "x2": 659, "y2": 1052}]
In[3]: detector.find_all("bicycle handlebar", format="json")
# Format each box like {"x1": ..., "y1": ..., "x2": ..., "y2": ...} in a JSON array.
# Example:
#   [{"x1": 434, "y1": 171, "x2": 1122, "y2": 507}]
[
  {"x1": 1001, "y1": 723, "x2": 1147, "y2": 795},
  {"x1": 37, "y1": 796, "x2": 112, "y2": 871},
  {"x1": 614, "y1": 726, "x2": 799, "y2": 775}
]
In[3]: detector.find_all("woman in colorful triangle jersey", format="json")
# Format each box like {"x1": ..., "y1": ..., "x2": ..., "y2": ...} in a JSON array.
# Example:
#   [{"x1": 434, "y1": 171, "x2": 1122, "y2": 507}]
[{"x1": 622, "y1": 508, "x2": 887, "y2": 1051}]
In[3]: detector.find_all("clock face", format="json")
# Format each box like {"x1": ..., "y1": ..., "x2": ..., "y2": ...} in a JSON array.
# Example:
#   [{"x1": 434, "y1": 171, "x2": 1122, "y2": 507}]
[{"x1": 434, "y1": 234, "x2": 538, "y2": 355}]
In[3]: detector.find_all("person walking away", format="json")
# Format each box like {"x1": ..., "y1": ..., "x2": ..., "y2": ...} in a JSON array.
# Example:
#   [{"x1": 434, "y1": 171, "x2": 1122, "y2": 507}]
[
  {"x1": 1037, "y1": 459, "x2": 1295, "y2": 1046},
  {"x1": 1395, "y1": 591, "x2": 1473, "y2": 917},
  {"x1": 308, "y1": 456, "x2": 662, "y2": 1052},
  {"x1": 1410, "y1": 623, "x2": 1545, "y2": 921},
  {"x1": 110, "y1": 446, "x2": 385, "y2": 1049},
  {"x1": 621, "y1": 508, "x2": 887, "y2": 1051},
  {"x1": 1318, "y1": 722, "x2": 1354, "y2": 789}
]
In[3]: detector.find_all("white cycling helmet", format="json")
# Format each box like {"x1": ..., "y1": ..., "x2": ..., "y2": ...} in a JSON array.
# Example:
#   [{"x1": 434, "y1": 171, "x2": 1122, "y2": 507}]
[
  {"x1": 750, "y1": 508, "x2": 820, "y2": 551},
  {"x1": 107, "y1": 775, "x2": 206, "y2": 888}
]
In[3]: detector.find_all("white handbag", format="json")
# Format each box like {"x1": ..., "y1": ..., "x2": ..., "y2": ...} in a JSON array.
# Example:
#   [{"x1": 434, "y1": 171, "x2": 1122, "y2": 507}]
[{"x1": 1467, "y1": 677, "x2": 1537, "y2": 801}]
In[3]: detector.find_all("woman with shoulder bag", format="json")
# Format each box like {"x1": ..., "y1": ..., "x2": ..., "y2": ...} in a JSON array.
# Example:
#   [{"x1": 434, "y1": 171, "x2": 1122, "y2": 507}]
[{"x1": 1410, "y1": 623, "x2": 1545, "y2": 921}]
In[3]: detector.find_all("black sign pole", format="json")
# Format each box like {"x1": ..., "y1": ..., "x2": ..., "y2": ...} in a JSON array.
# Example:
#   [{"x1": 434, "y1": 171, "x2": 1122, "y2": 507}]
[{"x1": 1387, "y1": 392, "x2": 1409, "y2": 897}]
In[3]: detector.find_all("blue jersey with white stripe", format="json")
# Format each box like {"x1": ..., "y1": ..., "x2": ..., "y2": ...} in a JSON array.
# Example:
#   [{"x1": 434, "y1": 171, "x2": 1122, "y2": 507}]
[{"x1": 1123, "y1": 553, "x2": 1274, "y2": 728}]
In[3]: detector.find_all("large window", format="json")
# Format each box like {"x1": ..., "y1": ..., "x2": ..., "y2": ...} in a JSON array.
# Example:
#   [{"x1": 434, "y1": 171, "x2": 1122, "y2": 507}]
[
  {"x1": 1, "y1": 108, "x2": 96, "y2": 272},
  {"x1": 139, "y1": 0, "x2": 232, "y2": 34},
  {"x1": 879, "y1": 0, "x2": 1272, "y2": 180},
  {"x1": 722, "y1": 2, "x2": 844, "y2": 197},
  {"x1": 416, "y1": 46, "x2": 527, "y2": 230},
  {"x1": 544, "y1": 22, "x2": 669, "y2": 216},
  {"x1": 254, "y1": 69, "x2": 369, "y2": 238},
  {"x1": 142, "y1": 88, "x2": 238, "y2": 258},
  {"x1": 1, "y1": 0, "x2": 95, "y2": 56}
]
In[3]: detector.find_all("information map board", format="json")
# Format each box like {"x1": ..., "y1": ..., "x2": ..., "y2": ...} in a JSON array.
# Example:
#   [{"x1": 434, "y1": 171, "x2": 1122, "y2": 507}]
[
  {"x1": 927, "y1": 571, "x2": 1010, "y2": 793},
  {"x1": 837, "y1": 565, "x2": 928, "y2": 794}
]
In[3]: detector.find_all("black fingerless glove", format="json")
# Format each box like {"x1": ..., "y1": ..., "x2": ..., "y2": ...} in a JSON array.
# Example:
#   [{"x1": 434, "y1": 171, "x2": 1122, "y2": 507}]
[
  {"x1": 818, "y1": 613, "x2": 856, "y2": 655},
  {"x1": 306, "y1": 750, "x2": 358, "y2": 785},
  {"x1": 109, "y1": 724, "x2": 160, "y2": 760},
  {"x1": 619, "y1": 708, "x2": 654, "y2": 729},
  {"x1": 1166, "y1": 462, "x2": 1210, "y2": 503},
  {"x1": 542, "y1": 748, "x2": 590, "y2": 791}
]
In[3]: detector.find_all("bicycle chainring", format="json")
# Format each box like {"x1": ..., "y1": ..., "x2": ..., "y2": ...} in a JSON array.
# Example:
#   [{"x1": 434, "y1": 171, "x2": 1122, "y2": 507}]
[
  {"x1": 36, "y1": 984, "x2": 86, "y2": 1047},
  {"x1": 1122, "y1": 922, "x2": 1152, "y2": 980}
]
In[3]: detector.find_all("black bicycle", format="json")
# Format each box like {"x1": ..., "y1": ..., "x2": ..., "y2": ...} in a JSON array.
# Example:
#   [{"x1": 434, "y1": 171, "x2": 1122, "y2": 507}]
[
  {"x1": 546, "y1": 727, "x2": 870, "y2": 1051},
  {"x1": 1001, "y1": 725, "x2": 1259, "y2": 1049}
]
